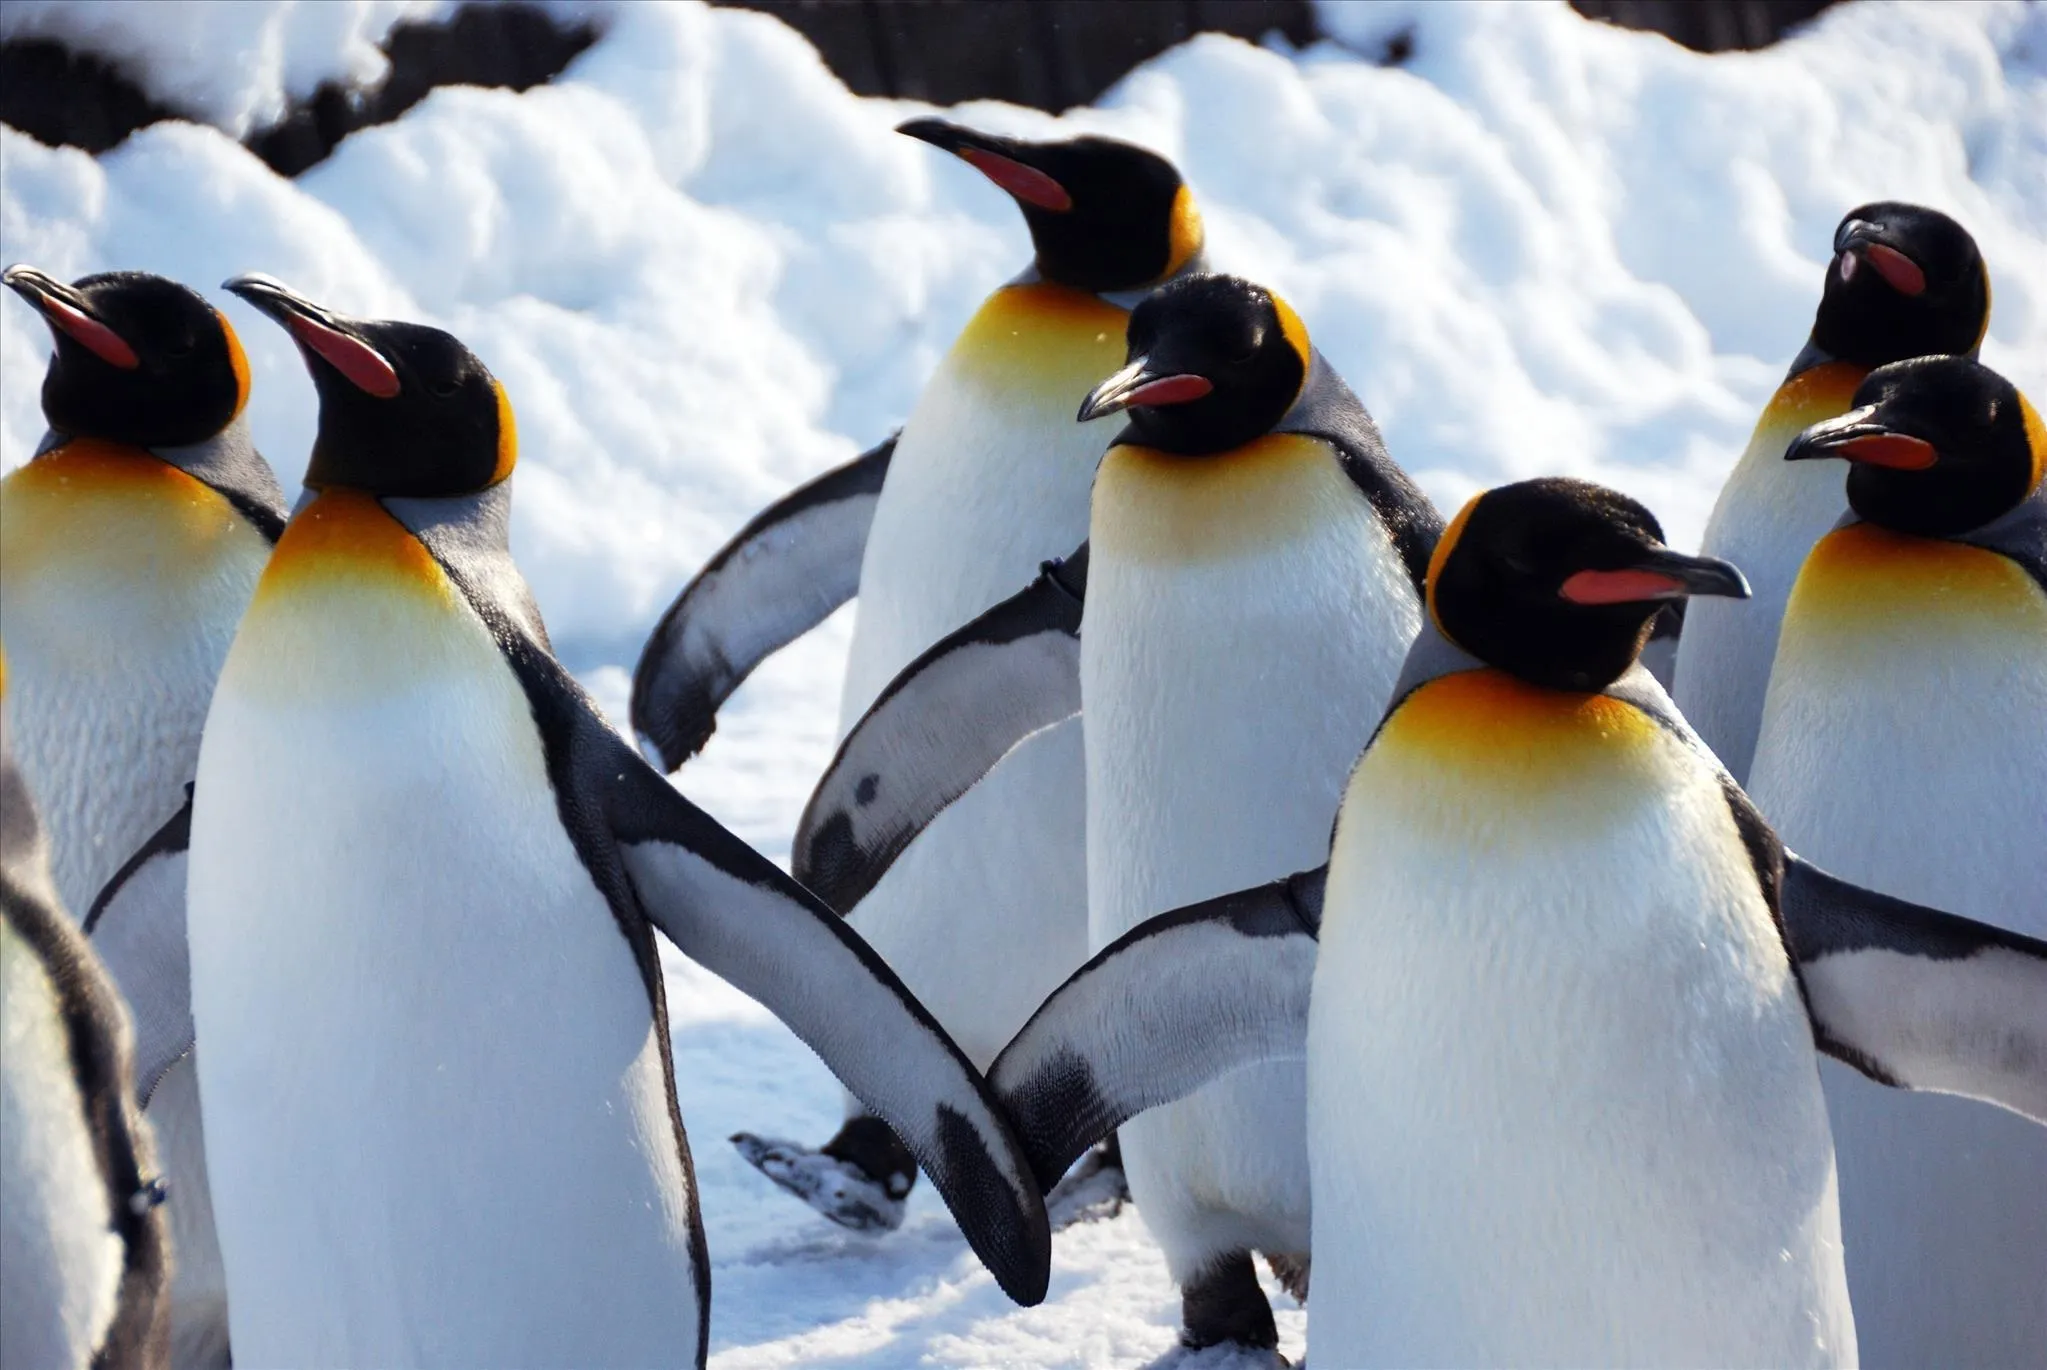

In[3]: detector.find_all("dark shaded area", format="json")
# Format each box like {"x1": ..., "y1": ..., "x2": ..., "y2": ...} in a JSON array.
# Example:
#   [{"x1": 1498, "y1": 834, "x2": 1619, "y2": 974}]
[
  {"x1": 0, "y1": 0, "x2": 1844, "y2": 175},
  {"x1": 0, "y1": 38, "x2": 181, "y2": 154},
  {"x1": 248, "y1": 3, "x2": 599, "y2": 176},
  {"x1": 0, "y1": 3, "x2": 597, "y2": 176},
  {"x1": 717, "y1": 0, "x2": 1315, "y2": 109},
  {"x1": 1571, "y1": 0, "x2": 1837, "y2": 51}
]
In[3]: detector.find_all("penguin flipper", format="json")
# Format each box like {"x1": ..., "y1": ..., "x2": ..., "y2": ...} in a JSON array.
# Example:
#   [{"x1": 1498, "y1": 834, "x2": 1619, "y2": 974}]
[
  {"x1": 1783, "y1": 854, "x2": 2047, "y2": 1124},
  {"x1": 83, "y1": 789, "x2": 195, "y2": 1108},
  {"x1": 630, "y1": 434, "x2": 896, "y2": 771},
  {"x1": 989, "y1": 866, "x2": 1323, "y2": 1190},
  {"x1": 792, "y1": 544, "x2": 1088, "y2": 912},
  {"x1": 606, "y1": 760, "x2": 1052, "y2": 1305}
]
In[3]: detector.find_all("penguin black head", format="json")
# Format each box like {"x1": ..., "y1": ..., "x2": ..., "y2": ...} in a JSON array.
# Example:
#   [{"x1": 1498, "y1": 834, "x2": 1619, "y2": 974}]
[
  {"x1": 1808, "y1": 203, "x2": 1988, "y2": 368},
  {"x1": 898, "y1": 119, "x2": 1201, "y2": 294},
  {"x1": 1074, "y1": 273, "x2": 1309, "y2": 455},
  {"x1": 225, "y1": 275, "x2": 514, "y2": 498},
  {"x1": 1429, "y1": 478, "x2": 1751, "y2": 693},
  {"x1": 4, "y1": 265, "x2": 251, "y2": 448},
  {"x1": 1786, "y1": 356, "x2": 2043, "y2": 539}
]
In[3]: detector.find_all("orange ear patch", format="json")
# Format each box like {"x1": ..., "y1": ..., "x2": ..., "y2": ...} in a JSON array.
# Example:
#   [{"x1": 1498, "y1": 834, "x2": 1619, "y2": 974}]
[
  {"x1": 1164, "y1": 185, "x2": 1204, "y2": 277},
  {"x1": 1426, "y1": 493, "x2": 1481, "y2": 638},
  {"x1": 218, "y1": 311, "x2": 252, "y2": 418},
  {"x1": 491, "y1": 380, "x2": 518, "y2": 485}
]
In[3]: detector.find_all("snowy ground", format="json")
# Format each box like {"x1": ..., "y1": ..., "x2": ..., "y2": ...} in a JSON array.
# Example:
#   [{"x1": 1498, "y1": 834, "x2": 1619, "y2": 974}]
[{"x1": 3, "y1": 1, "x2": 2045, "y2": 1364}]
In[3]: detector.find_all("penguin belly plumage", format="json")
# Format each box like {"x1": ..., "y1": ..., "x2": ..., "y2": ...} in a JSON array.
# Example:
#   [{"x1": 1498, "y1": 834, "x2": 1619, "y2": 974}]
[
  {"x1": 1313, "y1": 668, "x2": 1854, "y2": 1368},
  {"x1": 0, "y1": 436, "x2": 272, "y2": 915},
  {"x1": 1749, "y1": 524, "x2": 2047, "y2": 1369},
  {"x1": 837, "y1": 281, "x2": 1124, "y2": 1068},
  {"x1": 1084, "y1": 434, "x2": 1420, "y2": 1286},
  {"x1": 188, "y1": 491, "x2": 700, "y2": 1369},
  {"x1": 1673, "y1": 362, "x2": 1863, "y2": 784}
]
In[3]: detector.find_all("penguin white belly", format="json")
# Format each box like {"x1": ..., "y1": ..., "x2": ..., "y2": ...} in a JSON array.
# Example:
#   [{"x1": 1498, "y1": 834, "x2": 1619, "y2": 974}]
[
  {"x1": 189, "y1": 492, "x2": 698, "y2": 1369},
  {"x1": 0, "y1": 440, "x2": 269, "y2": 914},
  {"x1": 1312, "y1": 671, "x2": 1854, "y2": 1369},
  {"x1": 1084, "y1": 435, "x2": 1418, "y2": 1273},
  {"x1": 1750, "y1": 527, "x2": 2047, "y2": 1370},
  {"x1": 840, "y1": 282, "x2": 1125, "y2": 1066},
  {"x1": 0, "y1": 916, "x2": 124, "y2": 1370},
  {"x1": 1676, "y1": 362, "x2": 1863, "y2": 784}
]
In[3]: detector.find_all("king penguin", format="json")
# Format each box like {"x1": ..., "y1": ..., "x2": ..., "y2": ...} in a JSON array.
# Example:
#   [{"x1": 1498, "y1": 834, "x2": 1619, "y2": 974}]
[
  {"x1": 1672, "y1": 203, "x2": 1989, "y2": 783},
  {"x1": 634, "y1": 122, "x2": 1210, "y2": 1228},
  {"x1": 989, "y1": 477, "x2": 2047, "y2": 1367},
  {"x1": 1748, "y1": 356, "x2": 2047, "y2": 1369},
  {"x1": 2, "y1": 645, "x2": 172, "y2": 1370},
  {"x1": 3, "y1": 264, "x2": 286, "y2": 1370},
  {"x1": 794, "y1": 271, "x2": 1440, "y2": 1350},
  {"x1": 187, "y1": 277, "x2": 1047, "y2": 1369}
]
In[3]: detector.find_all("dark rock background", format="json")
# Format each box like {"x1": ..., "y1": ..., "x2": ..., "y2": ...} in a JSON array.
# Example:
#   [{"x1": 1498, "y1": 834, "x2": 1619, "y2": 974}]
[{"x1": 1, "y1": 0, "x2": 1838, "y2": 177}]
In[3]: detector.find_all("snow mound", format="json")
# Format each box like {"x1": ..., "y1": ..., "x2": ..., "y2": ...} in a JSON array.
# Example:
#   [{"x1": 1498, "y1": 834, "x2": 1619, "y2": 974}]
[{"x1": 4, "y1": 2, "x2": 2045, "y2": 1362}]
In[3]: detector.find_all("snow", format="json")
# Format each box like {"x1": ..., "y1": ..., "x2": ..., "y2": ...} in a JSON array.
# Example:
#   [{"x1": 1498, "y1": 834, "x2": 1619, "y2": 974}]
[{"x1": 3, "y1": 0, "x2": 2045, "y2": 1362}]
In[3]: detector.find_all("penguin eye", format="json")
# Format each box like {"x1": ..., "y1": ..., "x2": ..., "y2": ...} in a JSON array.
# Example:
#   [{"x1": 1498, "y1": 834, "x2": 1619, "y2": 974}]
[
  {"x1": 1229, "y1": 326, "x2": 1262, "y2": 363},
  {"x1": 427, "y1": 375, "x2": 461, "y2": 399},
  {"x1": 165, "y1": 334, "x2": 196, "y2": 358}
]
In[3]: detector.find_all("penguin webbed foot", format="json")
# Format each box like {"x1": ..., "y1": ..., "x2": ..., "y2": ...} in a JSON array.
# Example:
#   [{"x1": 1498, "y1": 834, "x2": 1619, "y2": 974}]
[
  {"x1": 1178, "y1": 1250, "x2": 1280, "y2": 1354},
  {"x1": 729, "y1": 1132, "x2": 909, "y2": 1233},
  {"x1": 1045, "y1": 1136, "x2": 1130, "y2": 1230}
]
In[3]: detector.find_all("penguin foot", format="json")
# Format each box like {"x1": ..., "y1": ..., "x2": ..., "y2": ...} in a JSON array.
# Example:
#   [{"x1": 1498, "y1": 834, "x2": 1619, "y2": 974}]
[
  {"x1": 729, "y1": 1132, "x2": 909, "y2": 1233},
  {"x1": 1046, "y1": 1140, "x2": 1130, "y2": 1230},
  {"x1": 1179, "y1": 1250, "x2": 1279, "y2": 1353}
]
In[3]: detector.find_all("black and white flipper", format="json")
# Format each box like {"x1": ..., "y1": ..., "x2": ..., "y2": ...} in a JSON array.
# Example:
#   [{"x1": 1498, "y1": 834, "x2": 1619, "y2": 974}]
[
  {"x1": 604, "y1": 756, "x2": 1052, "y2": 1304},
  {"x1": 630, "y1": 435, "x2": 896, "y2": 770},
  {"x1": 1783, "y1": 854, "x2": 2047, "y2": 1124},
  {"x1": 793, "y1": 544, "x2": 1088, "y2": 911},
  {"x1": 990, "y1": 867, "x2": 1324, "y2": 1189},
  {"x1": 83, "y1": 790, "x2": 195, "y2": 1107}
]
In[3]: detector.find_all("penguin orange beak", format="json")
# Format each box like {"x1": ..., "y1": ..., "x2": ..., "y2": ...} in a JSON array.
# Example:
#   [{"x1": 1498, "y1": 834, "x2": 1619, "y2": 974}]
[
  {"x1": 3, "y1": 264, "x2": 140, "y2": 370},
  {"x1": 1833, "y1": 224, "x2": 1927, "y2": 297},
  {"x1": 1560, "y1": 549, "x2": 1750, "y2": 606},
  {"x1": 898, "y1": 118, "x2": 1074, "y2": 213},
  {"x1": 224, "y1": 274, "x2": 400, "y2": 399},
  {"x1": 1785, "y1": 406, "x2": 1938, "y2": 470},
  {"x1": 1077, "y1": 358, "x2": 1214, "y2": 422}
]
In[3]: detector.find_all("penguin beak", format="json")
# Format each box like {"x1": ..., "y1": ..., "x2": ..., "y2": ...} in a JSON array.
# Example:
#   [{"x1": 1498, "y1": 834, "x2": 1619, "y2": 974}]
[
  {"x1": 1077, "y1": 358, "x2": 1215, "y2": 422},
  {"x1": 1785, "y1": 406, "x2": 1938, "y2": 470},
  {"x1": 897, "y1": 118, "x2": 1074, "y2": 213},
  {"x1": 1833, "y1": 226, "x2": 1927, "y2": 297},
  {"x1": 3, "y1": 264, "x2": 140, "y2": 369},
  {"x1": 224, "y1": 274, "x2": 401, "y2": 399},
  {"x1": 1559, "y1": 549, "x2": 1751, "y2": 606}
]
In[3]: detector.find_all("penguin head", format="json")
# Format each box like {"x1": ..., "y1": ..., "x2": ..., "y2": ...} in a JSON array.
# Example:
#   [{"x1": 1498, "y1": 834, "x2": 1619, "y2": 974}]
[
  {"x1": 1809, "y1": 203, "x2": 1988, "y2": 367},
  {"x1": 898, "y1": 119, "x2": 1200, "y2": 293},
  {"x1": 4, "y1": 265, "x2": 251, "y2": 448},
  {"x1": 1786, "y1": 356, "x2": 2043, "y2": 538},
  {"x1": 1429, "y1": 478, "x2": 1751, "y2": 693},
  {"x1": 1074, "y1": 273, "x2": 1309, "y2": 455},
  {"x1": 225, "y1": 275, "x2": 514, "y2": 498}
]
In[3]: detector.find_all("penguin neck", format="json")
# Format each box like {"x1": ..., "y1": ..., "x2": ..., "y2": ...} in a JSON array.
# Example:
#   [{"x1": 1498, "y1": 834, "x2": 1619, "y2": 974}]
[
  {"x1": 380, "y1": 479, "x2": 552, "y2": 654},
  {"x1": 1007, "y1": 243, "x2": 1212, "y2": 312},
  {"x1": 151, "y1": 412, "x2": 288, "y2": 540}
]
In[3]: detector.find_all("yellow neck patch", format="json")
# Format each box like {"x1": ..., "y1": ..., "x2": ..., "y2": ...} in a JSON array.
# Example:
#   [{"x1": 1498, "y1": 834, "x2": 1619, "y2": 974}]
[
  {"x1": 1368, "y1": 669, "x2": 1664, "y2": 812},
  {"x1": 1763, "y1": 360, "x2": 1869, "y2": 436},
  {"x1": 491, "y1": 380, "x2": 518, "y2": 485},
  {"x1": 257, "y1": 488, "x2": 452, "y2": 607},
  {"x1": 1164, "y1": 185, "x2": 1204, "y2": 279},
  {"x1": 1092, "y1": 431, "x2": 1350, "y2": 564},
  {"x1": 219, "y1": 310, "x2": 252, "y2": 419},
  {"x1": 953, "y1": 281, "x2": 1129, "y2": 393},
  {"x1": 1784, "y1": 523, "x2": 2046, "y2": 646}
]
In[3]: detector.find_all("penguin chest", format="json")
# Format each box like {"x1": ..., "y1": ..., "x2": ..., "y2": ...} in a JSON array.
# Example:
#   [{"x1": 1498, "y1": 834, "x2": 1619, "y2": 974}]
[
  {"x1": 0, "y1": 919, "x2": 124, "y2": 1370},
  {"x1": 1755, "y1": 525, "x2": 2047, "y2": 925},
  {"x1": 1679, "y1": 363, "x2": 1866, "y2": 780},
  {"x1": 1083, "y1": 434, "x2": 1420, "y2": 935},
  {"x1": 0, "y1": 440, "x2": 271, "y2": 912},
  {"x1": 188, "y1": 492, "x2": 697, "y2": 1367},
  {"x1": 1309, "y1": 671, "x2": 1850, "y2": 1368},
  {"x1": 846, "y1": 282, "x2": 1127, "y2": 712}
]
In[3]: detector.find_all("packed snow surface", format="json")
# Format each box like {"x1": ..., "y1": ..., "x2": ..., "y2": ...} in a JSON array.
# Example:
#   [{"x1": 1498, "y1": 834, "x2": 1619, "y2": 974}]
[{"x1": 4, "y1": 0, "x2": 2045, "y2": 1363}]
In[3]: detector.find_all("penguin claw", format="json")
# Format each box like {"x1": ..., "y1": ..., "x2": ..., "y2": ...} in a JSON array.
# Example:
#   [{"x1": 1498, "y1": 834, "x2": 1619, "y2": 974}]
[
  {"x1": 729, "y1": 1132, "x2": 908, "y2": 1233},
  {"x1": 1045, "y1": 1145, "x2": 1130, "y2": 1231}
]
